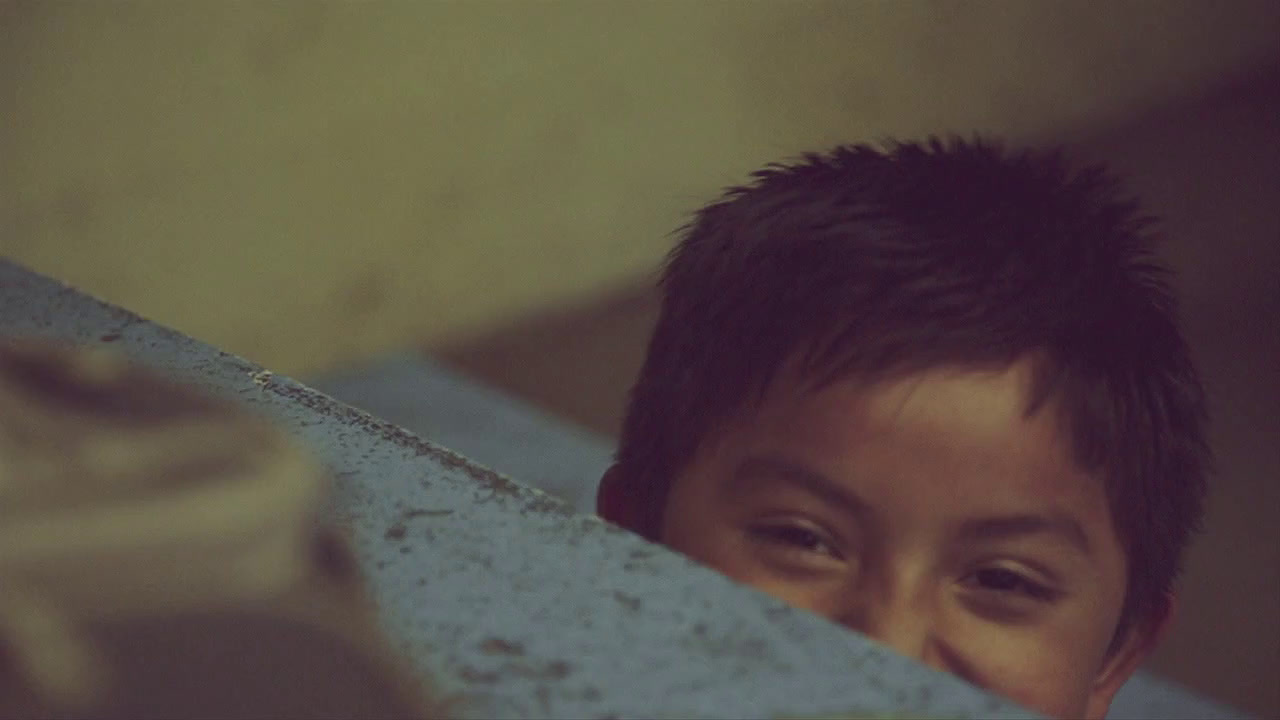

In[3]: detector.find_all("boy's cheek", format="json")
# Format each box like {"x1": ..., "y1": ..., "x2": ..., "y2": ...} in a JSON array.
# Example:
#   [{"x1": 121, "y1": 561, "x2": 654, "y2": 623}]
[
  {"x1": 993, "y1": 663, "x2": 1092, "y2": 720},
  {"x1": 952, "y1": 619, "x2": 1102, "y2": 719},
  {"x1": 663, "y1": 507, "x2": 771, "y2": 591}
]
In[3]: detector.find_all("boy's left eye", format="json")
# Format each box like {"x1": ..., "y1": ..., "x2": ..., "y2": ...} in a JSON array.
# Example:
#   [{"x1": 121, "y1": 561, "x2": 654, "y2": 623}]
[{"x1": 965, "y1": 567, "x2": 1057, "y2": 602}]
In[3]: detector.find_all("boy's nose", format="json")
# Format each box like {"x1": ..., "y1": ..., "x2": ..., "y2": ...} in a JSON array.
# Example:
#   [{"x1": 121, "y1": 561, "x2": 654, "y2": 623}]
[{"x1": 837, "y1": 600, "x2": 946, "y2": 672}]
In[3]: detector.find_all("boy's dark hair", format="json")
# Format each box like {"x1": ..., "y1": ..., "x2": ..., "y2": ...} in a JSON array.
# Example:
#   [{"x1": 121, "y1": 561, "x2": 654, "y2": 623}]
[{"x1": 614, "y1": 136, "x2": 1211, "y2": 653}]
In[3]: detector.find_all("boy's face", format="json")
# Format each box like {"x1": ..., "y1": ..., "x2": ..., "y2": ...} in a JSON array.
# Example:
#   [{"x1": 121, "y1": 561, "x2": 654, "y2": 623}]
[{"x1": 603, "y1": 358, "x2": 1167, "y2": 719}]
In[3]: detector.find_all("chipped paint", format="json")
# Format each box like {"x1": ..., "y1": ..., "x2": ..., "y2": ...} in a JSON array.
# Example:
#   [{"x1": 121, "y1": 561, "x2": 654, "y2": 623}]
[{"x1": 479, "y1": 637, "x2": 526, "y2": 656}]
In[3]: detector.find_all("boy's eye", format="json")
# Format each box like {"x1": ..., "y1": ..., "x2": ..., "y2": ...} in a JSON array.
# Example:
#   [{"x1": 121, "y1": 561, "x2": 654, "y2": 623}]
[
  {"x1": 748, "y1": 521, "x2": 842, "y2": 560},
  {"x1": 965, "y1": 566, "x2": 1057, "y2": 602}
]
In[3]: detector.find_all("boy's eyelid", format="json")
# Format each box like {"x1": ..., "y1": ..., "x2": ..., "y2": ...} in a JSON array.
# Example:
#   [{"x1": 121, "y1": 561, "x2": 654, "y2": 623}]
[
  {"x1": 752, "y1": 516, "x2": 834, "y2": 543},
  {"x1": 949, "y1": 541, "x2": 1072, "y2": 587},
  {"x1": 961, "y1": 563, "x2": 1063, "y2": 602},
  {"x1": 997, "y1": 555, "x2": 1068, "y2": 589},
  {"x1": 732, "y1": 455, "x2": 873, "y2": 527},
  {"x1": 753, "y1": 510, "x2": 851, "y2": 546},
  {"x1": 749, "y1": 516, "x2": 846, "y2": 559}
]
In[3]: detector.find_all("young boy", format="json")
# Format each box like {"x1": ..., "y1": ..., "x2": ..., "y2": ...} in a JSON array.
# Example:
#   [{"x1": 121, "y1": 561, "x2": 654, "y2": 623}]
[{"x1": 596, "y1": 137, "x2": 1211, "y2": 719}]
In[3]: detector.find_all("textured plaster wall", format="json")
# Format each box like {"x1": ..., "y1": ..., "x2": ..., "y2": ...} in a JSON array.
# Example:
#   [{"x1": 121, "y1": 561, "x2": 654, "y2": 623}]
[{"x1": 3, "y1": 0, "x2": 1279, "y2": 376}]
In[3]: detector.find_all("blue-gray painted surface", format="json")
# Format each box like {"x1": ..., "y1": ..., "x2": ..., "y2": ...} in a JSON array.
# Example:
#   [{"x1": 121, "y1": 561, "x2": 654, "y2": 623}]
[
  {"x1": 309, "y1": 354, "x2": 611, "y2": 516},
  {"x1": 0, "y1": 259, "x2": 1249, "y2": 720},
  {"x1": 308, "y1": 354, "x2": 1252, "y2": 720}
]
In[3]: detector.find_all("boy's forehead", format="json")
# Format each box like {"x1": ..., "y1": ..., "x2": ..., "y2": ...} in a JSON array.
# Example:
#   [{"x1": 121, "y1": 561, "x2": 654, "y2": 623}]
[
  {"x1": 714, "y1": 357, "x2": 1113, "y2": 527},
  {"x1": 755, "y1": 356, "x2": 1051, "y2": 445}
]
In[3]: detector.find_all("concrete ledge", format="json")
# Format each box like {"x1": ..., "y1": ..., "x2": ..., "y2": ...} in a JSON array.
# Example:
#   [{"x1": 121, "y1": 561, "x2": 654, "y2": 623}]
[
  {"x1": 309, "y1": 353, "x2": 612, "y2": 516},
  {"x1": 308, "y1": 354, "x2": 1253, "y2": 720},
  {"x1": 0, "y1": 259, "x2": 1248, "y2": 720}
]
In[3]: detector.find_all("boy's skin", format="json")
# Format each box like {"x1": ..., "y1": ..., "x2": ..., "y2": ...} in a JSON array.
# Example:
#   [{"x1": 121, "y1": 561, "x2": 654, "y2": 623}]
[{"x1": 599, "y1": 357, "x2": 1173, "y2": 719}]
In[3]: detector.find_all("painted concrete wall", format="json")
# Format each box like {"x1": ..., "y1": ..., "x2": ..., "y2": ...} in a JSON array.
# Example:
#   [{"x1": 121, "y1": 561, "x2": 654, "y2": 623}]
[{"x1": 4, "y1": 1, "x2": 1279, "y2": 377}]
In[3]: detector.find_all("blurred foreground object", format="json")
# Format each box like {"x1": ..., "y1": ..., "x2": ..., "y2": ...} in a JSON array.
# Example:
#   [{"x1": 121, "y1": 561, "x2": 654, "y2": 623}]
[{"x1": 0, "y1": 339, "x2": 444, "y2": 719}]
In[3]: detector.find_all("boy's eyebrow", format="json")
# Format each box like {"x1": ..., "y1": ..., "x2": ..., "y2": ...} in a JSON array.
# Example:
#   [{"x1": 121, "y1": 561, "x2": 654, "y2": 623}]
[
  {"x1": 733, "y1": 454, "x2": 1093, "y2": 557},
  {"x1": 955, "y1": 513, "x2": 1093, "y2": 557},
  {"x1": 733, "y1": 455, "x2": 873, "y2": 522}
]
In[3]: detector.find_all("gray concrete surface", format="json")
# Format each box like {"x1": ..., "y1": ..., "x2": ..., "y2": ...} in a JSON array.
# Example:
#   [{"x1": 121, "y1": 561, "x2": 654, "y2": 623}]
[
  {"x1": 0, "y1": 258, "x2": 1249, "y2": 720},
  {"x1": 309, "y1": 354, "x2": 611, "y2": 517},
  {"x1": 308, "y1": 353, "x2": 1257, "y2": 720}
]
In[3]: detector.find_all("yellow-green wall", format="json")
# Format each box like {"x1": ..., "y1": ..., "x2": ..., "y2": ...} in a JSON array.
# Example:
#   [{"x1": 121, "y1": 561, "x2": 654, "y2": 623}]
[{"x1": 3, "y1": 1, "x2": 1278, "y2": 375}]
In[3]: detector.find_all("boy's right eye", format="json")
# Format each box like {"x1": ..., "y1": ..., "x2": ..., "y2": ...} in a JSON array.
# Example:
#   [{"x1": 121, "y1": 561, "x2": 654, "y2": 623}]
[{"x1": 748, "y1": 521, "x2": 844, "y2": 561}]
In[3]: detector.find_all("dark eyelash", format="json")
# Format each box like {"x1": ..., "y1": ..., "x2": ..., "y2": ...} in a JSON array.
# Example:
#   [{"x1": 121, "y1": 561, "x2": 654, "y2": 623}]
[
  {"x1": 749, "y1": 523, "x2": 839, "y2": 557},
  {"x1": 972, "y1": 567, "x2": 1057, "y2": 601}
]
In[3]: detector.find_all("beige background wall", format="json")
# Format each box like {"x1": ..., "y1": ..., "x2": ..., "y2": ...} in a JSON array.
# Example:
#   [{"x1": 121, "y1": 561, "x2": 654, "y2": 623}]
[
  {"x1": 4, "y1": 0, "x2": 1278, "y2": 376},
  {"x1": 4, "y1": 2, "x2": 1278, "y2": 716}
]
